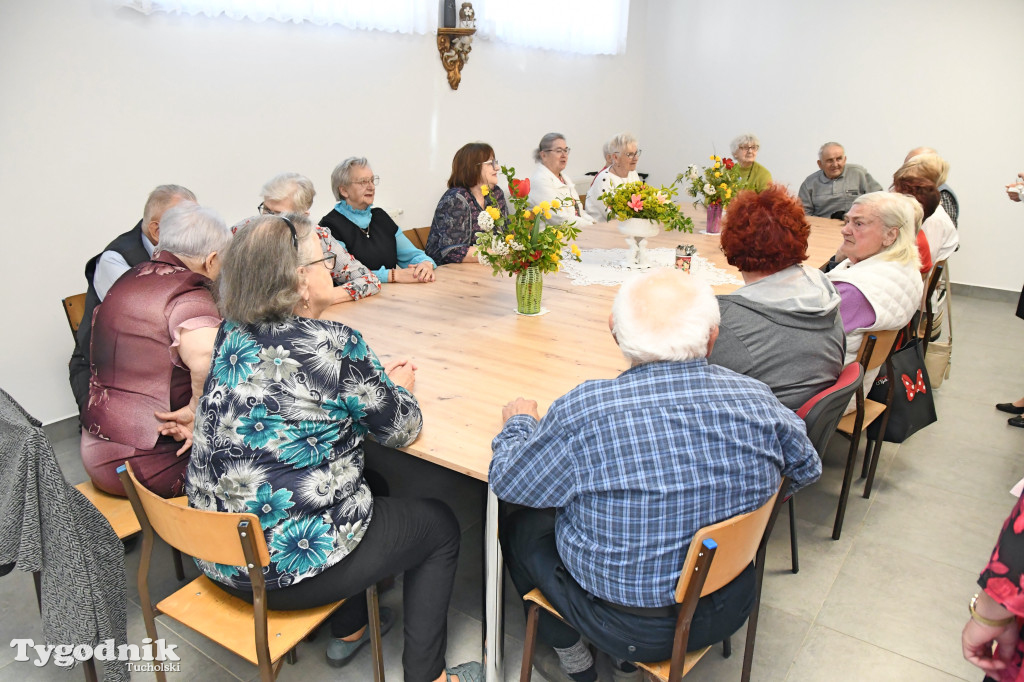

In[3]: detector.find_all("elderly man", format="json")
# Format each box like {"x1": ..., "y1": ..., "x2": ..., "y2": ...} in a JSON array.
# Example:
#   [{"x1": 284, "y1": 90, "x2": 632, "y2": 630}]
[
  {"x1": 798, "y1": 142, "x2": 882, "y2": 219},
  {"x1": 491, "y1": 269, "x2": 821, "y2": 682},
  {"x1": 255, "y1": 172, "x2": 380, "y2": 303},
  {"x1": 69, "y1": 184, "x2": 195, "y2": 413}
]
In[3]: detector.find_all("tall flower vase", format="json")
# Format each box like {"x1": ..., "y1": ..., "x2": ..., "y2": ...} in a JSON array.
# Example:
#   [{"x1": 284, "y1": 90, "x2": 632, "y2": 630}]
[
  {"x1": 706, "y1": 204, "x2": 724, "y2": 234},
  {"x1": 515, "y1": 266, "x2": 543, "y2": 315}
]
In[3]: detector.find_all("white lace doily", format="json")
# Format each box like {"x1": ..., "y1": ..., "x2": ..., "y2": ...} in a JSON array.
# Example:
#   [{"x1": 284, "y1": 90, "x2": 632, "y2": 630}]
[{"x1": 561, "y1": 248, "x2": 742, "y2": 287}]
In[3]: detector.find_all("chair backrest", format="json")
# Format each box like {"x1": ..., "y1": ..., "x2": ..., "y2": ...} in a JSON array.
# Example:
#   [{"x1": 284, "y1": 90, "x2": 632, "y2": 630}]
[
  {"x1": 403, "y1": 227, "x2": 432, "y2": 250},
  {"x1": 62, "y1": 293, "x2": 87, "y2": 336},
  {"x1": 674, "y1": 482, "x2": 784, "y2": 601},
  {"x1": 796, "y1": 363, "x2": 865, "y2": 455},
  {"x1": 921, "y1": 262, "x2": 945, "y2": 348},
  {"x1": 858, "y1": 328, "x2": 900, "y2": 373},
  {"x1": 117, "y1": 463, "x2": 270, "y2": 568}
]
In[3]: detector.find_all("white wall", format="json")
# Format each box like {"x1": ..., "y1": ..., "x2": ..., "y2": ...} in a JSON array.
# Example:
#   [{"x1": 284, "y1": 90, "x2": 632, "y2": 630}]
[
  {"x1": 3, "y1": 0, "x2": 1021, "y2": 424},
  {"x1": 0, "y1": 0, "x2": 648, "y2": 423}
]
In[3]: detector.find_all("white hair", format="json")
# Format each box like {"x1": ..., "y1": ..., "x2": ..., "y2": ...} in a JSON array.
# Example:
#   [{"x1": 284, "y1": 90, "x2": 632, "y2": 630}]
[
  {"x1": 851, "y1": 192, "x2": 920, "y2": 268},
  {"x1": 611, "y1": 268, "x2": 721, "y2": 365},
  {"x1": 818, "y1": 141, "x2": 844, "y2": 160},
  {"x1": 261, "y1": 172, "x2": 316, "y2": 212},
  {"x1": 607, "y1": 133, "x2": 637, "y2": 156},
  {"x1": 330, "y1": 157, "x2": 370, "y2": 201},
  {"x1": 156, "y1": 202, "x2": 231, "y2": 259},
  {"x1": 730, "y1": 133, "x2": 760, "y2": 156}
]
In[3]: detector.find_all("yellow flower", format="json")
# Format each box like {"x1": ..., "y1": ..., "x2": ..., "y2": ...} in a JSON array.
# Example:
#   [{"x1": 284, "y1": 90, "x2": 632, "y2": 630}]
[
  {"x1": 544, "y1": 211, "x2": 552, "y2": 220},
  {"x1": 524, "y1": 210, "x2": 533, "y2": 220},
  {"x1": 726, "y1": 190, "x2": 732, "y2": 199},
  {"x1": 719, "y1": 183, "x2": 727, "y2": 189},
  {"x1": 571, "y1": 243, "x2": 581, "y2": 257},
  {"x1": 539, "y1": 201, "x2": 551, "y2": 212},
  {"x1": 505, "y1": 234, "x2": 514, "y2": 243},
  {"x1": 551, "y1": 199, "x2": 562, "y2": 209},
  {"x1": 549, "y1": 252, "x2": 560, "y2": 262},
  {"x1": 556, "y1": 231, "x2": 564, "y2": 240},
  {"x1": 714, "y1": 172, "x2": 721, "y2": 178},
  {"x1": 714, "y1": 162, "x2": 721, "y2": 169},
  {"x1": 709, "y1": 155, "x2": 715, "y2": 161},
  {"x1": 480, "y1": 184, "x2": 489, "y2": 196},
  {"x1": 485, "y1": 206, "x2": 500, "y2": 221}
]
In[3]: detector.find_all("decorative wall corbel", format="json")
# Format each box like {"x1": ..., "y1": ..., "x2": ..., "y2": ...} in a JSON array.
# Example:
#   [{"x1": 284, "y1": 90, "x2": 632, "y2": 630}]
[{"x1": 437, "y1": 27, "x2": 475, "y2": 90}]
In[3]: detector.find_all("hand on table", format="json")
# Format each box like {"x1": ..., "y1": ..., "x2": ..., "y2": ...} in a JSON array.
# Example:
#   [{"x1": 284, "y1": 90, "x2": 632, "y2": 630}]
[
  {"x1": 386, "y1": 358, "x2": 418, "y2": 391},
  {"x1": 394, "y1": 262, "x2": 436, "y2": 283},
  {"x1": 502, "y1": 398, "x2": 540, "y2": 423},
  {"x1": 155, "y1": 405, "x2": 195, "y2": 455}
]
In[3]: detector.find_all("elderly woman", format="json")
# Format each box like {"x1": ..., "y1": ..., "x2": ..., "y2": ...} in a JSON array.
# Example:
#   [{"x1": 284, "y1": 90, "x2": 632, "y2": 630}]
[
  {"x1": 709, "y1": 185, "x2": 844, "y2": 409},
  {"x1": 184, "y1": 213, "x2": 480, "y2": 682},
  {"x1": 425, "y1": 142, "x2": 509, "y2": 265},
  {"x1": 257, "y1": 172, "x2": 380, "y2": 301},
  {"x1": 80, "y1": 203, "x2": 230, "y2": 497},
  {"x1": 319, "y1": 157, "x2": 437, "y2": 284},
  {"x1": 731, "y1": 133, "x2": 772, "y2": 192},
  {"x1": 584, "y1": 133, "x2": 642, "y2": 222},
  {"x1": 894, "y1": 153, "x2": 958, "y2": 262},
  {"x1": 892, "y1": 175, "x2": 941, "y2": 273},
  {"x1": 827, "y1": 192, "x2": 923, "y2": 378},
  {"x1": 528, "y1": 132, "x2": 595, "y2": 227}
]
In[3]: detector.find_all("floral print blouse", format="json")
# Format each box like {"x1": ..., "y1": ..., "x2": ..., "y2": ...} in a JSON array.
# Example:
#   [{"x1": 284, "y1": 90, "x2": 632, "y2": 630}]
[
  {"x1": 185, "y1": 316, "x2": 422, "y2": 590},
  {"x1": 426, "y1": 186, "x2": 509, "y2": 265},
  {"x1": 979, "y1": 491, "x2": 1024, "y2": 681}
]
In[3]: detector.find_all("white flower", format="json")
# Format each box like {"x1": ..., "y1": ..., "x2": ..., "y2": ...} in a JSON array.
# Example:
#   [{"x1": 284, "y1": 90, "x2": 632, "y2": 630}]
[
  {"x1": 687, "y1": 165, "x2": 699, "y2": 180},
  {"x1": 509, "y1": 240, "x2": 526, "y2": 251},
  {"x1": 488, "y1": 240, "x2": 509, "y2": 257},
  {"x1": 477, "y1": 211, "x2": 494, "y2": 230},
  {"x1": 704, "y1": 183, "x2": 716, "y2": 195}
]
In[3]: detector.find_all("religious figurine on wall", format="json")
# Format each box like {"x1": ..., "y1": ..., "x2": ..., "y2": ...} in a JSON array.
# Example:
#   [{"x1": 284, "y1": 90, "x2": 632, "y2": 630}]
[{"x1": 459, "y1": 2, "x2": 475, "y2": 29}]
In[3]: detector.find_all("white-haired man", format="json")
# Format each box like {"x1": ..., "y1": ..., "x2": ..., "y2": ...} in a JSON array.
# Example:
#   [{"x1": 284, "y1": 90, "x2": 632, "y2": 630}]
[
  {"x1": 69, "y1": 184, "x2": 196, "y2": 413},
  {"x1": 799, "y1": 142, "x2": 882, "y2": 219},
  {"x1": 490, "y1": 269, "x2": 821, "y2": 682}
]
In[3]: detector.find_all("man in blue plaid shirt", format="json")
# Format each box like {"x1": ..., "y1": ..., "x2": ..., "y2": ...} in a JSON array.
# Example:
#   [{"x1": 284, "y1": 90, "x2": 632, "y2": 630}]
[{"x1": 491, "y1": 268, "x2": 821, "y2": 682}]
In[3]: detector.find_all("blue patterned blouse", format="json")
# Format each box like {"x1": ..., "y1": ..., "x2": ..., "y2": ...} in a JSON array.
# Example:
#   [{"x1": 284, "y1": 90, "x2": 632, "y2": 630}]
[
  {"x1": 425, "y1": 186, "x2": 509, "y2": 265},
  {"x1": 186, "y1": 316, "x2": 422, "y2": 590}
]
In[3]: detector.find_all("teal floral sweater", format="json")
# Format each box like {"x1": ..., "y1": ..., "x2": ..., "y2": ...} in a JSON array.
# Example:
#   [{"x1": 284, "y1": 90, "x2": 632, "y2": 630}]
[{"x1": 185, "y1": 316, "x2": 422, "y2": 590}]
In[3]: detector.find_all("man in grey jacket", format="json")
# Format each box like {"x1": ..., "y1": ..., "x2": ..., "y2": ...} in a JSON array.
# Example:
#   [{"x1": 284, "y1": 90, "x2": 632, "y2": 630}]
[{"x1": 799, "y1": 142, "x2": 882, "y2": 219}]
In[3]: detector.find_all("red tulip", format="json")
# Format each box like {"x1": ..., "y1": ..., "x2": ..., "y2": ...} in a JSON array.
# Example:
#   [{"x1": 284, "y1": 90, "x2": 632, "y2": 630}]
[
  {"x1": 511, "y1": 178, "x2": 531, "y2": 198},
  {"x1": 723, "y1": 158, "x2": 735, "y2": 170}
]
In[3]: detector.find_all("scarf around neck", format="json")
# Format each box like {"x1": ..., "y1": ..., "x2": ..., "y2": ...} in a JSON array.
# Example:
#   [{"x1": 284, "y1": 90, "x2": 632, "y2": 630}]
[{"x1": 334, "y1": 200, "x2": 373, "y2": 229}]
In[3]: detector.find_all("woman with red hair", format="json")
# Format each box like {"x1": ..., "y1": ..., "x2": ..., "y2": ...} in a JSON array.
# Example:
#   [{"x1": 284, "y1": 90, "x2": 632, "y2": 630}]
[{"x1": 709, "y1": 184, "x2": 845, "y2": 409}]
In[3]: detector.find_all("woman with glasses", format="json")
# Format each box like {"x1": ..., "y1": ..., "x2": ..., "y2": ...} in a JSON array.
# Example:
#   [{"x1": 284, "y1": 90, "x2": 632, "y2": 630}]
[
  {"x1": 425, "y1": 142, "x2": 509, "y2": 265},
  {"x1": 255, "y1": 172, "x2": 381, "y2": 302},
  {"x1": 80, "y1": 202, "x2": 230, "y2": 498},
  {"x1": 584, "y1": 132, "x2": 643, "y2": 222},
  {"x1": 528, "y1": 132, "x2": 595, "y2": 227},
  {"x1": 730, "y1": 133, "x2": 772, "y2": 193},
  {"x1": 185, "y1": 214, "x2": 482, "y2": 682},
  {"x1": 319, "y1": 157, "x2": 437, "y2": 284}
]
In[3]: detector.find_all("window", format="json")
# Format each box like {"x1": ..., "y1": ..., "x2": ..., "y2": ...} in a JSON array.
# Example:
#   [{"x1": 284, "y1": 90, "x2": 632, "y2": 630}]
[{"x1": 473, "y1": 0, "x2": 629, "y2": 55}]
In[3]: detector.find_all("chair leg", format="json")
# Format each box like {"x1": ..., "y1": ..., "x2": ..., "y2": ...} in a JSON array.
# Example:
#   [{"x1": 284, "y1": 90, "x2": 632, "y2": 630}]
[
  {"x1": 367, "y1": 584, "x2": 385, "y2": 682},
  {"x1": 833, "y1": 434, "x2": 861, "y2": 540},
  {"x1": 862, "y1": 430, "x2": 886, "y2": 499},
  {"x1": 172, "y1": 548, "x2": 185, "y2": 581},
  {"x1": 860, "y1": 438, "x2": 873, "y2": 479},
  {"x1": 788, "y1": 496, "x2": 799, "y2": 574},
  {"x1": 722, "y1": 635, "x2": 732, "y2": 658},
  {"x1": 520, "y1": 603, "x2": 540, "y2": 682},
  {"x1": 285, "y1": 648, "x2": 297, "y2": 665},
  {"x1": 740, "y1": 599, "x2": 762, "y2": 682}
]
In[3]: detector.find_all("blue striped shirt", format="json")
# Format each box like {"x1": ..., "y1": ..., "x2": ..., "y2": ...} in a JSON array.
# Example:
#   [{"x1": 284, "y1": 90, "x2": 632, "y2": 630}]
[{"x1": 489, "y1": 359, "x2": 821, "y2": 608}]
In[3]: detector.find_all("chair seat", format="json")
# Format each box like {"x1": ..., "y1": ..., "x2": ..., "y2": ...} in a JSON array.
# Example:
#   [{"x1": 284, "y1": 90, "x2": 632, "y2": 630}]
[
  {"x1": 74, "y1": 481, "x2": 141, "y2": 539},
  {"x1": 157, "y1": 574, "x2": 344, "y2": 666},
  {"x1": 523, "y1": 588, "x2": 711, "y2": 680},
  {"x1": 836, "y1": 398, "x2": 886, "y2": 435}
]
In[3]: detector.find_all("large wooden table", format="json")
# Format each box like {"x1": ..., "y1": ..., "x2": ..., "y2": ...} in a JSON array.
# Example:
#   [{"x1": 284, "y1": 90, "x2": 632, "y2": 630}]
[{"x1": 321, "y1": 207, "x2": 842, "y2": 681}]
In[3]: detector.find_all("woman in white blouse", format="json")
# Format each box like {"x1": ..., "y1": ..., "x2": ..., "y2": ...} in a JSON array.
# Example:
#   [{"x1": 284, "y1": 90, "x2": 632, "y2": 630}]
[
  {"x1": 528, "y1": 132, "x2": 595, "y2": 227},
  {"x1": 585, "y1": 133, "x2": 642, "y2": 222}
]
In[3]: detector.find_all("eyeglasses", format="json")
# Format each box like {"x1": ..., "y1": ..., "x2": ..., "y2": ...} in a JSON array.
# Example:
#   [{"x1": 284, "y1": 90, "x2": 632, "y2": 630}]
[
  {"x1": 349, "y1": 175, "x2": 380, "y2": 188},
  {"x1": 279, "y1": 216, "x2": 298, "y2": 251},
  {"x1": 304, "y1": 252, "x2": 338, "y2": 271},
  {"x1": 620, "y1": 149, "x2": 643, "y2": 160},
  {"x1": 542, "y1": 147, "x2": 571, "y2": 155},
  {"x1": 479, "y1": 159, "x2": 501, "y2": 170},
  {"x1": 738, "y1": 145, "x2": 760, "y2": 152},
  {"x1": 258, "y1": 202, "x2": 280, "y2": 215}
]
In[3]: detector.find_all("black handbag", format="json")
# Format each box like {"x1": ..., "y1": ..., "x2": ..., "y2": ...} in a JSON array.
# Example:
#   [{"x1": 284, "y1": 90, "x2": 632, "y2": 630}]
[{"x1": 866, "y1": 336, "x2": 937, "y2": 443}]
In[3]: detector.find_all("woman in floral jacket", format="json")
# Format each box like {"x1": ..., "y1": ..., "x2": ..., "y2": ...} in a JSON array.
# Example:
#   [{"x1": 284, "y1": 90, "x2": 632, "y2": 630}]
[{"x1": 182, "y1": 213, "x2": 480, "y2": 682}]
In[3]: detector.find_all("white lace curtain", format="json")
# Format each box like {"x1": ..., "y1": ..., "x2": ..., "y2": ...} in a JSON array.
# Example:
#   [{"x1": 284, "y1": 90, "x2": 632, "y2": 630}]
[{"x1": 116, "y1": 0, "x2": 630, "y2": 54}]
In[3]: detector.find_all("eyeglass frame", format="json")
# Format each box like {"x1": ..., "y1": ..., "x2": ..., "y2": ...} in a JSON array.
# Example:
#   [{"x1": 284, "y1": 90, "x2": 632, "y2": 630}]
[
  {"x1": 258, "y1": 201, "x2": 280, "y2": 216},
  {"x1": 479, "y1": 159, "x2": 501, "y2": 170},
  {"x1": 348, "y1": 175, "x2": 380, "y2": 188},
  {"x1": 303, "y1": 252, "x2": 338, "y2": 271},
  {"x1": 541, "y1": 147, "x2": 571, "y2": 155},
  {"x1": 737, "y1": 145, "x2": 760, "y2": 152},
  {"x1": 616, "y1": 149, "x2": 643, "y2": 160}
]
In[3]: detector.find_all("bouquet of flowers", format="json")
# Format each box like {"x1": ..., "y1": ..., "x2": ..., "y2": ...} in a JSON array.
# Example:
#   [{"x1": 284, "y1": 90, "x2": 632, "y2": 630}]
[
  {"x1": 474, "y1": 166, "x2": 582, "y2": 277},
  {"x1": 678, "y1": 155, "x2": 744, "y2": 209},
  {"x1": 598, "y1": 180, "x2": 694, "y2": 233}
]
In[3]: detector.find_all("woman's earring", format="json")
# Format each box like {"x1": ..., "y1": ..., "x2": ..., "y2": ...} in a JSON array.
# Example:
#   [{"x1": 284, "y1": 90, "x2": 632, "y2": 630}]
[{"x1": 303, "y1": 298, "x2": 310, "y2": 310}]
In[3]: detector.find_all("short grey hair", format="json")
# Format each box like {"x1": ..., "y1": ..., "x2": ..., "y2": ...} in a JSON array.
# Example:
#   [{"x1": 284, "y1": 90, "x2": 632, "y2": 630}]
[
  {"x1": 818, "y1": 141, "x2": 844, "y2": 160},
  {"x1": 156, "y1": 202, "x2": 231, "y2": 260},
  {"x1": 607, "y1": 133, "x2": 638, "y2": 156},
  {"x1": 850, "y1": 192, "x2": 920, "y2": 268},
  {"x1": 533, "y1": 132, "x2": 566, "y2": 163},
  {"x1": 894, "y1": 153, "x2": 949, "y2": 186},
  {"x1": 730, "y1": 133, "x2": 760, "y2": 156},
  {"x1": 217, "y1": 213, "x2": 316, "y2": 323},
  {"x1": 330, "y1": 157, "x2": 370, "y2": 201},
  {"x1": 142, "y1": 184, "x2": 196, "y2": 224},
  {"x1": 611, "y1": 268, "x2": 721, "y2": 365},
  {"x1": 261, "y1": 172, "x2": 316, "y2": 213}
]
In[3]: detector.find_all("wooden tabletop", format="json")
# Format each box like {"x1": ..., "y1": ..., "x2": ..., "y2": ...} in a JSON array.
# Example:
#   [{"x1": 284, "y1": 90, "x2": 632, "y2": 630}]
[{"x1": 322, "y1": 206, "x2": 843, "y2": 482}]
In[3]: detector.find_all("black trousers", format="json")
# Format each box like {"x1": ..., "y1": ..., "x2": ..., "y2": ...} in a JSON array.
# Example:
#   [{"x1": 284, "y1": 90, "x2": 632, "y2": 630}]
[
  {"x1": 501, "y1": 508, "x2": 755, "y2": 663},
  {"x1": 219, "y1": 496, "x2": 460, "y2": 682}
]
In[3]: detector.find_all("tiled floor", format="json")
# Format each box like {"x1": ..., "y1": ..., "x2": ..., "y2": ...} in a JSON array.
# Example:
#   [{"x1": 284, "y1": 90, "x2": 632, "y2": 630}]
[{"x1": 1, "y1": 292, "x2": 1019, "y2": 681}]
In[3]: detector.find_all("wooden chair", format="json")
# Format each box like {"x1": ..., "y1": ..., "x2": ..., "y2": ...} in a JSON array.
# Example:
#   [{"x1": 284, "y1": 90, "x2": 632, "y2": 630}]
[
  {"x1": 62, "y1": 292, "x2": 87, "y2": 336},
  {"x1": 402, "y1": 227, "x2": 431, "y2": 250},
  {"x1": 920, "y1": 262, "x2": 945, "y2": 353},
  {"x1": 786, "y1": 363, "x2": 864, "y2": 573},
  {"x1": 117, "y1": 462, "x2": 385, "y2": 682},
  {"x1": 519, "y1": 479, "x2": 789, "y2": 682},
  {"x1": 831, "y1": 329, "x2": 900, "y2": 539}
]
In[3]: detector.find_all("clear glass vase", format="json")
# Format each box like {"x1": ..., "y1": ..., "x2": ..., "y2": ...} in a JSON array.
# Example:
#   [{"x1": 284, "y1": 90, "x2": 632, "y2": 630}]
[{"x1": 515, "y1": 266, "x2": 543, "y2": 314}]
